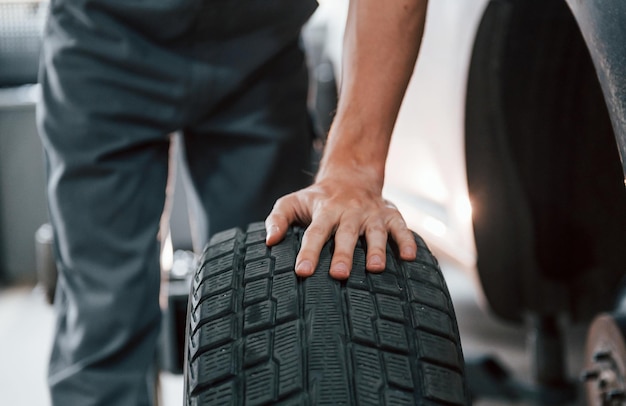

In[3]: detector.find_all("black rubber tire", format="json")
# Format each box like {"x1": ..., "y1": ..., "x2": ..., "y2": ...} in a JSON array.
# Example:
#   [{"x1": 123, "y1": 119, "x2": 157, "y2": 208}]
[
  {"x1": 184, "y1": 222, "x2": 470, "y2": 405},
  {"x1": 465, "y1": 0, "x2": 626, "y2": 323}
]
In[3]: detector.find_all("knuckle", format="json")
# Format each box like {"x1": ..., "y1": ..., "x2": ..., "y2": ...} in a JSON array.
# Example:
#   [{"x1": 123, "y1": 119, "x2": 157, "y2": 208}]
[
  {"x1": 265, "y1": 212, "x2": 285, "y2": 224},
  {"x1": 366, "y1": 222, "x2": 387, "y2": 236},
  {"x1": 388, "y1": 215, "x2": 408, "y2": 230},
  {"x1": 296, "y1": 250, "x2": 315, "y2": 262},
  {"x1": 273, "y1": 194, "x2": 290, "y2": 208},
  {"x1": 306, "y1": 224, "x2": 328, "y2": 239},
  {"x1": 367, "y1": 247, "x2": 386, "y2": 257},
  {"x1": 332, "y1": 251, "x2": 353, "y2": 264},
  {"x1": 347, "y1": 198, "x2": 363, "y2": 209},
  {"x1": 336, "y1": 223, "x2": 360, "y2": 237}
]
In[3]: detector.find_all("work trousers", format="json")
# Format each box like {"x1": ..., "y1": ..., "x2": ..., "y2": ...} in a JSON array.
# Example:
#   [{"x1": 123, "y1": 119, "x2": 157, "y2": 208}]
[{"x1": 38, "y1": 1, "x2": 316, "y2": 404}]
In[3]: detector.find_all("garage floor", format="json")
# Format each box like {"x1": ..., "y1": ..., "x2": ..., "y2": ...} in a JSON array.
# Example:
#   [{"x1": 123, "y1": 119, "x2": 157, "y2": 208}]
[{"x1": 0, "y1": 262, "x2": 587, "y2": 406}]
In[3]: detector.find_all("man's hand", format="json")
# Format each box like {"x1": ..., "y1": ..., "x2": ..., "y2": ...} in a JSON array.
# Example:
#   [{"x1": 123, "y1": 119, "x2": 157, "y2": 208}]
[
  {"x1": 265, "y1": 169, "x2": 417, "y2": 280},
  {"x1": 265, "y1": 0, "x2": 426, "y2": 280}
]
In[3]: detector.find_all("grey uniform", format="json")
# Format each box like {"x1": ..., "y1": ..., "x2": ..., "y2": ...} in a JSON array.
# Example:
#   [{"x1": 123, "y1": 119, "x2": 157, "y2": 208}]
[{"x1": 38, "y1": 0, "x2": 318, "y2": 404}]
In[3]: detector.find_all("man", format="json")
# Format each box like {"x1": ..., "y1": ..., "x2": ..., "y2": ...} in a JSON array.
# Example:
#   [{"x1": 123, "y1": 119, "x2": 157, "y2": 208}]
[{"x1": 38, "y1": 0, "x2": 427, "y2": 404}]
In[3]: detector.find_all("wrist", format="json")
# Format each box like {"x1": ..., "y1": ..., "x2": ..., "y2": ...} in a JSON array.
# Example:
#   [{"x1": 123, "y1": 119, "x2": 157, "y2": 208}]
[
  {"x1": 315, "y1": 156, "x2": 385, "y2": 192},
  {"x1": 319, "y1": 124, "x2": 388, "y2": 179}
]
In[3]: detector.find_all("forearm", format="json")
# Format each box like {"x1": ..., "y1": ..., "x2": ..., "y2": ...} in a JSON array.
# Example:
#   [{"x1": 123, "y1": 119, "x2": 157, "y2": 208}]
[
  {"x1": 265, "y1": 0, "x2": 426, "y2": 279},
  {"x1": 318, "y1": 0, "x2": 428, "y2": 188}
]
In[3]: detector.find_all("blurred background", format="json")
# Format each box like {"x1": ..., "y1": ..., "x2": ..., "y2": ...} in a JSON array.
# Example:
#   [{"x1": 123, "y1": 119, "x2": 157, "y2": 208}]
[{"x1": 2, "y1": 0, "x2": 626, "y2": 405}]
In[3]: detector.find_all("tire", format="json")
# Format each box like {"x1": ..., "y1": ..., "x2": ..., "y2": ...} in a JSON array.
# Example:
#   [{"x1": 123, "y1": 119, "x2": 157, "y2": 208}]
[
  {"x1": 465, "y1": 0, "x2": 626, "y2": 323},
  {"x1": 184, "y1": 222, "x2": 470, "y2": 405}
]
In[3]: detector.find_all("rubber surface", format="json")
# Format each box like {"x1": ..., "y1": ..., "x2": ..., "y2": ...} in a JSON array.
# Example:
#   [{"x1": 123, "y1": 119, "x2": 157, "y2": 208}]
[
  {"x1": 465, "y1": 0, "x2": 626, "y2": 323},
  {"x1": 184, "y1": 222, "x2": 469, "y2": 405}
]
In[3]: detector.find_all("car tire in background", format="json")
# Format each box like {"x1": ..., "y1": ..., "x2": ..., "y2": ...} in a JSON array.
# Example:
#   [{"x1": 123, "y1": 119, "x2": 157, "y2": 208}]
[
  {"x1": 183, "y1": 222, "x2": 470, "y2": 405},
  {"x1": 465, "y1": 0, "x2": 626, "y2": 323}
]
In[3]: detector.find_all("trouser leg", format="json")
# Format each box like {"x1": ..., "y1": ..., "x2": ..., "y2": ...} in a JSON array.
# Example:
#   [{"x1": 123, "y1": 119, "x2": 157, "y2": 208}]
[
  {"x1": 42, "y1": 118, "x2": 169, "y2": 406},
  {"x1": 38, "y1": 7, "x2": 186, "y2": 405},
  {"x1": 39, "y1": 2, "x2": 314, "y2": 404},
  {"x1": 182, "y1": 38, "x2": 314, "y2": 244}
]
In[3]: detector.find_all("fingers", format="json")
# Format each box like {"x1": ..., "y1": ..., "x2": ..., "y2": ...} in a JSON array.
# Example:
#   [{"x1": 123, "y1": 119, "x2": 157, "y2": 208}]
[
  {"x1": 298, "y1": 210, "x2": 413, "y2": 280},
  {"x1": 387, "y1": 215, "x2": 417, "y2": 261},
  {"x1": 364, "y1": 221, "x2": 388, "y2": 273},
  {"x1": 329, "y1": 221, "x2": 361, "y2": 280},
  {"x1": 296, "y1": 214, "x2": 335, "y2": 278},
  {"x1": 265, "y1": 195, "x2": 298, "y2": 246},
  {"x1": 266, "y1": 184, "x2": 417, "y2": 281}
]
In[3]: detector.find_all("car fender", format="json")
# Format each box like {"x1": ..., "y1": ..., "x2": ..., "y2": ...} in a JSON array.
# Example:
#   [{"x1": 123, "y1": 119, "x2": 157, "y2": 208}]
[{"x1": 565, "y1": 0, "x2": 626, "y2": 180}]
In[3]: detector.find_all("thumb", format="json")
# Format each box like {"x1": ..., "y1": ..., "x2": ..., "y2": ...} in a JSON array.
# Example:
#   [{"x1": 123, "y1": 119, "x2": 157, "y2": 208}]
[{"x1": 265, "y1": 195, "x2": 297, "y2": 246}]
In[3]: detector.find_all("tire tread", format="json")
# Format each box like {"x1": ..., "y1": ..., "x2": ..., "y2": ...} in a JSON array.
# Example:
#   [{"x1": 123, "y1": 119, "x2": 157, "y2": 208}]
[{"x1": 186, "y1": 223, "x2": 469, "y2": 405}]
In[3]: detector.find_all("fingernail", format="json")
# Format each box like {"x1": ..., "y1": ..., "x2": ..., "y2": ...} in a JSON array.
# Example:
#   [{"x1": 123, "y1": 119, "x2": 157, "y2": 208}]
[
  {"x1": 402, "y1": 247, "x2": 416, "y2": 258},
  {"x1": 333, "y1": 262, "x2": 349, "y2": 278},
  {"x1": 296, "y1": 260, "x2": 313, "y2": 275},
  {"x1": 368, "y1": 255, "x2": 383, "y2": 267}
]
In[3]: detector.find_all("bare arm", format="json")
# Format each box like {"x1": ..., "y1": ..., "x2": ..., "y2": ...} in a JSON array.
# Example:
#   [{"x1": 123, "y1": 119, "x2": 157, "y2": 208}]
[{"x1": 266, "y1": 0, "x2": 428, "y2": 279}]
